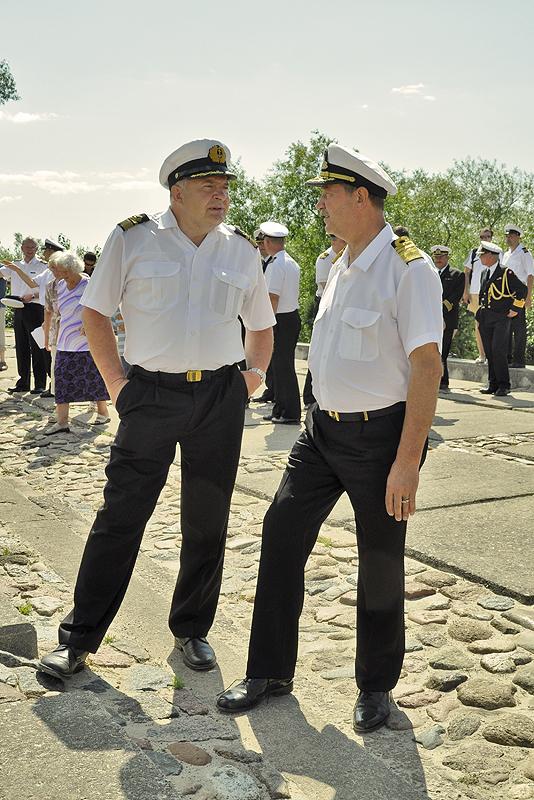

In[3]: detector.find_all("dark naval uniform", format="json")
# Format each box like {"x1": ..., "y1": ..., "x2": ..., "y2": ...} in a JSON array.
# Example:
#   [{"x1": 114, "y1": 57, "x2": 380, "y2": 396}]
[
  {"x1": 476, "y1": 264, "x2": 527, "y2": 393},
  {"x1": 439, "y1": 265, "x2": 464, "y2": 388}
]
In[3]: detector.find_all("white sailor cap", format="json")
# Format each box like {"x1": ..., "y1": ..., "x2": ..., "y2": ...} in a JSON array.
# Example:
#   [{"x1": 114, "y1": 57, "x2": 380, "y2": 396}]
[
  {"x1": 504, "y1": 223, "x2": 523, "y2": 236},
  {"x1": 159, "y1": 139, "x2": 237, "y2": 189},
  {"x1": 43, "y1": 238, "x2": 64, "y2": 252},
  {"x1": 260, "y1": 221, "x2": 289, "y2": 238},
  {"x1": 253, "y1": 228, "x2": 264, "y2": 240},
  {"x1": 477, "y1": 241, "x2": 502, "y2": 256},
  {"x1": 306, "y1": 144, "x2": 397, "y2": 197},
  {"x1": 430, "y1": 245, "x2": 451, "y2": 255}
]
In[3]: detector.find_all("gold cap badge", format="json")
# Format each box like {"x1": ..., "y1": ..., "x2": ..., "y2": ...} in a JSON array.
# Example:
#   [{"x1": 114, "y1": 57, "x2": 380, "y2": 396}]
[{"x1": 209, "y1": 145, "x2": 226, "y2": 164}]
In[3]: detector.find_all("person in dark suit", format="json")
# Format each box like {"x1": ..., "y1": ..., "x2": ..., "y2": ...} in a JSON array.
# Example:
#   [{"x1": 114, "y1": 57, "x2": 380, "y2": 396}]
[
  {"x1": 431, "y1": 245, "x2": 464, "y2": 391},
  {"x1": 476, "y1": 241, "x2": 527, "y2": 396}
]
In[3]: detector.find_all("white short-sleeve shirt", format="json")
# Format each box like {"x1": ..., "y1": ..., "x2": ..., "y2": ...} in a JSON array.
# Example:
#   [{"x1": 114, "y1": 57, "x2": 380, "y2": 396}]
[
  {"x1": 502, "y1": 245, "x2": 534, "y2": 286},
  {"x1": 463, "y1": 249, "x2": 485, "y2": 294},
  {"x1": 81, "y1": 208, "x2": 275, "y2": 372},
  {"x1": 264, "y1": 250, "x2": 300, "y2": 313},
  {"x1": 308, "y1": 224, "x2": 443, "y2": 412},
  {"x1": 0, "y1": 257, "x2": 48, "y2": 304},
  {"x1": 315, "y1": 247, "x2": 336, "y2": 297}
]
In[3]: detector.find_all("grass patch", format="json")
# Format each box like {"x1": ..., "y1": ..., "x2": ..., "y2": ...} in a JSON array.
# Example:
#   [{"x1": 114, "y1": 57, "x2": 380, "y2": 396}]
[
  {"x1": 17, "y1": 602, "x2": 33, "y2": 616},
  {"x1": 457, "y1": 775, "x2": 479, "y2": 786},
  {"x1": 1, "y1": 548, "x2": 11, "y2": 557},
  {"x1": 317, "y1": 535, "x2": 333, "y2": 548},
  {"x1": 171, "y1": 674, "x2": 185, "y2": 690},
  {"x1": 103, "y1": 634, "x2": 115, "y2": 644}
]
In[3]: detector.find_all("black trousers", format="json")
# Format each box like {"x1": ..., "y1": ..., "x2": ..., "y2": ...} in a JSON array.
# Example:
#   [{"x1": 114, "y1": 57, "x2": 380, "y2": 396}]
[
  {"x1": 59, "y1": 365, "x2": 248, "y2": 652},
  {"x1": 303, "y1": 297, "x2": 321, "y2": 405},
  {"x1": 440, "y1": 319, "x2": 455, "y2": 386},
  {"x1": 508, "y1": 307, "x2": 527, "y2": 365},
  {"x1": 479, "y1": 311, "x2": 511, "y2": 390},
  {"x1": 271, "y1": 309, "x2": 301, "y2": 420},
  {"x1": 13, "y1": 304, "x2": 47, "y2": 390},
  {"x1": 247, "y1": 402, "x2": 426, "y2": 691}
]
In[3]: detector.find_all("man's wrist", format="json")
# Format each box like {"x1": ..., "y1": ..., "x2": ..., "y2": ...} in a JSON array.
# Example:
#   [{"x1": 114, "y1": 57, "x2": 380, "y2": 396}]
[{"x1": 247, "y1": 366, "x2": 267, "y2": 383}]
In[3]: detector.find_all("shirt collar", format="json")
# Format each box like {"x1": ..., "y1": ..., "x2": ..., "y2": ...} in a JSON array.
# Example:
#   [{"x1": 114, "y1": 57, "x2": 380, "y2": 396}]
[
  {"x1": 158, "y1": 207, "x2": 179, "y2": 229},
  {"x1": 343, "y1": 223, "x2": 393, "y2": 273}
]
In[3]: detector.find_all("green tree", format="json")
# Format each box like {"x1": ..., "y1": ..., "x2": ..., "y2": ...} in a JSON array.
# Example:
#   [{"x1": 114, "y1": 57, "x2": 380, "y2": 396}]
[{"x1": 0, "y1": 60, "x2": 19, "y2": 105}]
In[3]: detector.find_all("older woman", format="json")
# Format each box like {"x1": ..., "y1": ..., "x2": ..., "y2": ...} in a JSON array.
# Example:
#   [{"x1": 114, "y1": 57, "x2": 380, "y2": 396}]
[{"x1": 44, "y1": 251, "x2": 110, "y2": 435}]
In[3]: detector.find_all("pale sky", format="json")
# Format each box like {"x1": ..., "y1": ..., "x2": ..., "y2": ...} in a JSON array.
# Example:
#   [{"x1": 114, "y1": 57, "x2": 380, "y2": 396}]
[{"x1": 1, "y1": 0, "x2": 533, "y2": 251}]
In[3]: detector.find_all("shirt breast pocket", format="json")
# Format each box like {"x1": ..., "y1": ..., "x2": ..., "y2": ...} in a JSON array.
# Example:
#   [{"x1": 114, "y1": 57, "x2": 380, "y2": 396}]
[
  {"x1": 126, "y1": 261, "x2": 182, "y2": 311},
  {"x1": 338, "y1": 307, "x2": 381, "y2": 361},
  {"x1": 210, "y1": 268, "x2": 250, "y2": 319}
]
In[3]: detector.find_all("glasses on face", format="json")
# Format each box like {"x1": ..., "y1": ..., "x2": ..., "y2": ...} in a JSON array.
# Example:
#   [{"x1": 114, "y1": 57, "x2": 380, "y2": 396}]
[{"x1": 84, "y1": 262, "x2": 96, "y2": 267}]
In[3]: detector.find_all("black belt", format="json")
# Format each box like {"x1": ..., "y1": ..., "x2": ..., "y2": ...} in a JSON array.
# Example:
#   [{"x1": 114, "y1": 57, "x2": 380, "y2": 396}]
[
  {"x1": 321, "y1": 401, "x2": 405, "y2": 423},
  {"x1": 129, "y1": 364, "x2": 232, "y2": 387}
]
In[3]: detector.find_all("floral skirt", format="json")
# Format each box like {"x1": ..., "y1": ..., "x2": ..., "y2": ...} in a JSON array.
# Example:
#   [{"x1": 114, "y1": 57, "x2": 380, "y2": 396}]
[{"x1": 54, "y1": 350, "x2": 109, "y2": 404}]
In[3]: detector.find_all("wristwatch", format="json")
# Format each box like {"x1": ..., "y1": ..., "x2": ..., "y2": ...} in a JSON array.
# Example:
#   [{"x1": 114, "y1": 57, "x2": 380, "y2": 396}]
[{"x1": 247, "y1": 367, "x2": 266, "y2": 383}]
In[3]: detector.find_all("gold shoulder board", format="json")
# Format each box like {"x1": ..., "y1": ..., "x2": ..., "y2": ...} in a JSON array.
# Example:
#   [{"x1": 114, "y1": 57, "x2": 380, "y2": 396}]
[
  {"x1": 332, "y1": 245, "x2": 346, "y2": 264},
  {"x1": 118, "y1": 213, "x2": 149, "y2": 232},
  {"x1": 318, "y1": 249, "x2": 330, "y2": 259},
  {"x1": 233, "y1": 226, "x2": 258, "y2": 248},
  {"x1": 523, "y1": 246, "x2": 529, "y2": 253},
  {"x1": 392, "y1": 236, "x2": 423, "y2": 264}
]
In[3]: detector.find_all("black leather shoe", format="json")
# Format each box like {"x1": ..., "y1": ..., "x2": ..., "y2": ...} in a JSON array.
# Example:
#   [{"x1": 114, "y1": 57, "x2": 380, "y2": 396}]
[
  {"x1": 40, "y1": 389, "x2": 54, "y2": 398},
  {"x1": 176, "y1": 637, "x2": 217, "y2": 671},
  {"x1": 216, "y1": 677, "x2": 294, "y2": 712},
  {"x1": 262, "y1": 414, "x2": 273, "y2": 421},
  {"x1": 7, "y1": 386, "x2": 29, "y2": 394},
  {"x1": 353, "y1": 691, "x2": 391, "y2": 732},
  {"x1": 494, "y1": 387, "x2": 510, "y2": 396},
  {"x1": 30, "y1": 387, "x2": 46, "y2": 395},
  {"x1": 252, "y1": 395, "x2": 274, "y2": 403},
  {"x1": 271, "y1": 417, "x2": 301, "y2": 425},
  {"x1": 479, "y1": 386, "x2": 497, "y2": 394},
  {"x1": 510, "y1": 363, "x2": 525, "y2": 369},
  {"x1": 38, "y1": 644, "x2": 88, "y2": 679}
]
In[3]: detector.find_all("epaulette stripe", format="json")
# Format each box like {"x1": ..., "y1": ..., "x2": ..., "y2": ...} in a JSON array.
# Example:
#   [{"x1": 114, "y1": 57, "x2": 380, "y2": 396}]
[
  {"x1": 318, "y1": 250, "x2": 330, "y2": 259},
  {"x1": 233, "y1": 226, "x2": 258, "y2": 248},
  {"x1": 392, "y1": 236, "x2": 423, "y2": 264},
  {"x1": 118, "y1": 213, "x2": 149, "y2": 231}
]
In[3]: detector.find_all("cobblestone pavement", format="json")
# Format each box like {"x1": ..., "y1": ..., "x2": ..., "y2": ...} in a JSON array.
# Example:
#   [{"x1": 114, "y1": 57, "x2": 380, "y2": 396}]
[{"x1": 1, "y1": 392, "x2": 534, "y2": 799}]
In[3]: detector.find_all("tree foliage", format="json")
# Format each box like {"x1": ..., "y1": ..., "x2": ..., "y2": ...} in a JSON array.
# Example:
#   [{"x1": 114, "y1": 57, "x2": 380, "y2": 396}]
[
  {"x1": 0, "y1": 60, "x2": 19, "y2": 105},
  {"x1": 2, "y1": 130, "x2": 534, "y2": 360}
]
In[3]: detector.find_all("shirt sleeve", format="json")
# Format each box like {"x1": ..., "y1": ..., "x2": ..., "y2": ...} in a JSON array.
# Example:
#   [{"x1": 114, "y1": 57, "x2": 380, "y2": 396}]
[
  {"x1": 265, "y1": 257, "x2": 285, "y2": 297},
  {"x1": 315, "y1": 254, "x2": 332, "y2": 286},
  {"x1": 80, "y1": 227, "x2": 127, "y2": 316},
  {"x1": 396, "y1": 260, "x2": 444, "y2": 356},
  {"x1": 240, "y1": 254, "x2": 276, "y2": 331},
  {"x1": 524, "y1": 250, "x2": 534, "y2": 277}
]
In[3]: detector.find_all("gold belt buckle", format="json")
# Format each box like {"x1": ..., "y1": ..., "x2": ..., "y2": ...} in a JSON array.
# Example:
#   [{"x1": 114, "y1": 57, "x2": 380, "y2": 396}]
[
  {"x1": 328, "y1": 410, "x2": 340, "y2": 421},
  {"x1": 186, "y1": 370, "x2": 202, "y2": 383}
]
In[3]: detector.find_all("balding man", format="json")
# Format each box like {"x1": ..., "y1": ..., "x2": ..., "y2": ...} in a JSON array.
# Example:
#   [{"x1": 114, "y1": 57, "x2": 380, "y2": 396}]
[{"x1": 0, "y1": 237, "x2": 48, "y2": 394}]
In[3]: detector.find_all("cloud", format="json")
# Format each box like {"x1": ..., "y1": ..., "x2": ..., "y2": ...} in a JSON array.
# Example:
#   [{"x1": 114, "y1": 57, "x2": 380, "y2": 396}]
[
  {"x1": 0, "y1": 195, "x2": 22, "y2": 204},
  {"x1": 0, "y1": 111, "x2": 59, "y2": 124},
  {"x1": 0, "y1": 169, "x2": 159, "y2": 196},
  {"x1": 423, "y1": 95, "x2": 436, "y2": 102},
  {"x1": 391, "y1": 83, "x2": 425, "y2": 95},
  {"x1": 361, "y1": 104, "x2": 369, "y2": 110}
]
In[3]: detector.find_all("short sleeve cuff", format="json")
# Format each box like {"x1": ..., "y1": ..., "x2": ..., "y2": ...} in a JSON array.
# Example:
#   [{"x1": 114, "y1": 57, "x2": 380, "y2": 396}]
[
  {"x1": 80, "y1": 297, "x2": 116, "y2": 318},
  {"x1": 404, "y1": 333, "x2": 442, "y2": 358}
]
